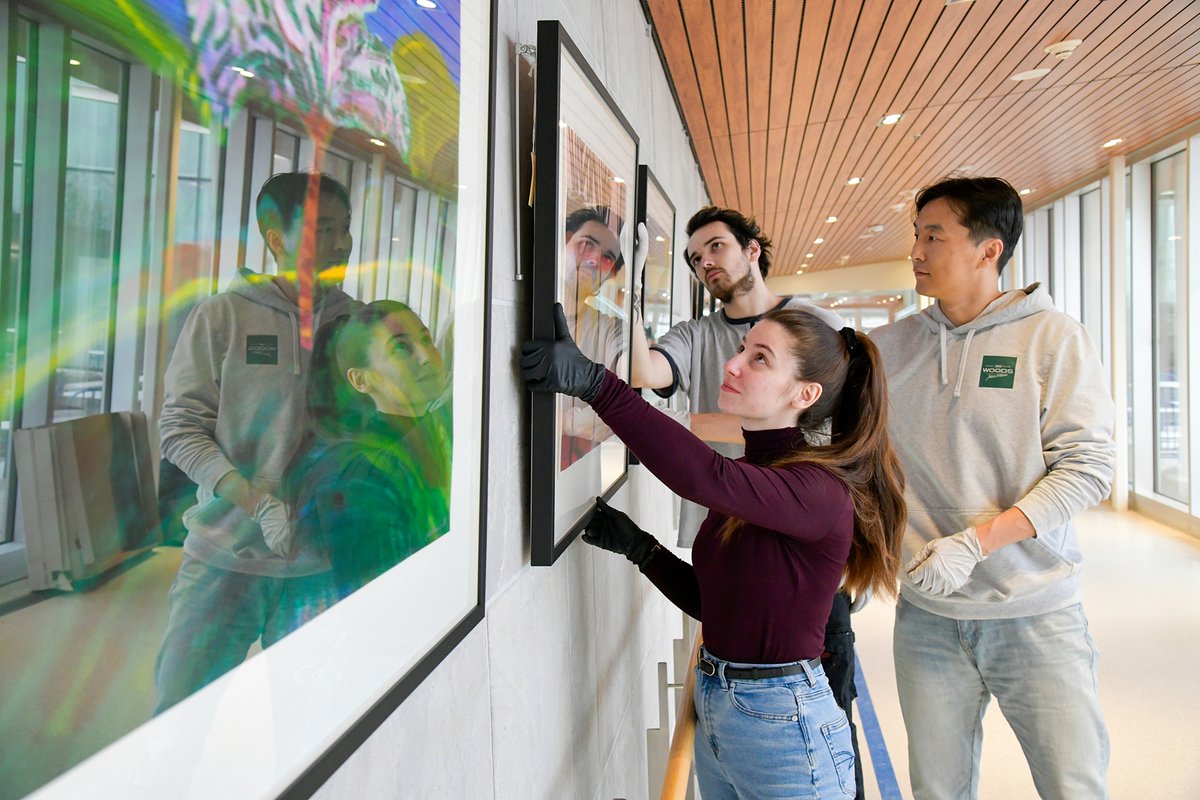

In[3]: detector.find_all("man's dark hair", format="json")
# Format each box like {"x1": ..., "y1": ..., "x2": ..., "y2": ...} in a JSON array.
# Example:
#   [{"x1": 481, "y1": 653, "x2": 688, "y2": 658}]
[
  {"x1": 685, "y1": 206, "x2": 773, "y2": 278},
  {"x1": 256, "y1": 172, "x2": 352, "y2": 238},
  {"x1": 564, "y1": 205, "x2": 625, "y2": 271},
  {"x1": 915, "y1": 177, "x2": 1023, "y2": 274}
]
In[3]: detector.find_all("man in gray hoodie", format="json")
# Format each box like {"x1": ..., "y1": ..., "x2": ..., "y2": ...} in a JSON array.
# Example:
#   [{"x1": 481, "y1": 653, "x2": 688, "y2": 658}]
[
  {"x1": 872, "y1": 176, "x2": 1114, "y2": 799},
  {"x1": 153, "y1": 173, "x2": 360, "y2": 714}
]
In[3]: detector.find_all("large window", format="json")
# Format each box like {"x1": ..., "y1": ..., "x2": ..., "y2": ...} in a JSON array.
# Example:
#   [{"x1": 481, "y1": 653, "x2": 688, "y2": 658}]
[
  {"x1": 52, "y1": 42, "x2": 127, "y2": 422},
  {"x1": 1079, "y1": 188, "x2": 1104, "y2": 355},
  {"x1": 1, "y1": 16, "x2": 34, "y2": 545},
  {"x1": 1151, "y1": 151, "x2": 1188, "y2": 502}
]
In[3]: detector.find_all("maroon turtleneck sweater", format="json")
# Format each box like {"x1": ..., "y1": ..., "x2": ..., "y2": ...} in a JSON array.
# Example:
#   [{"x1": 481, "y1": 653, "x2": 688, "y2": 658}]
[{"x1": 590, "y1": 371, "x2": 854, "y2": 663}]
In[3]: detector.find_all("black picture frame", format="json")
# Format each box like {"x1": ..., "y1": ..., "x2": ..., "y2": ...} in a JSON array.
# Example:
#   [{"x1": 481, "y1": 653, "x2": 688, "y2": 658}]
[
  {"x1": 628, "y1": 164, "x2": 675, "y2": 467},
  {"x1": 636, "y1": 165, "x2": 676, "y2": 343},
  {"x1": 693, "y1": 282, "x2": 717, "y2": 319},
  {"x1": 530, "y1": 20, "x2": 639, "y2": 566}
]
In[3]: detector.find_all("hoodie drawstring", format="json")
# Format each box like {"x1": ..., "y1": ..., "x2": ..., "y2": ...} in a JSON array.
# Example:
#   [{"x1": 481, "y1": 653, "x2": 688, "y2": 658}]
[
  {"x1": 953, "y1": 328, "x2": 976, "y2": 398},
  {"x1": 938, "y1": 324, "x2": 948, "y2": 386},
  {"x1": 938, "y1": 322, "x2": 977, "y2": 397},
  {"x1": 289, "y1": 311, "x2": 300, "y2": 376}
]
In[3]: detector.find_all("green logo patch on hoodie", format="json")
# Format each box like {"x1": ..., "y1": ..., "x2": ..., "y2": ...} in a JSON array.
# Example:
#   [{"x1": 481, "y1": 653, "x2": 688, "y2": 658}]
[
  {"x1": 979, "y1": 355, "x2": 1017, "y2": 388},
  {"x1": 246, "y1": 335, "x2": 279, "y2": 365}
]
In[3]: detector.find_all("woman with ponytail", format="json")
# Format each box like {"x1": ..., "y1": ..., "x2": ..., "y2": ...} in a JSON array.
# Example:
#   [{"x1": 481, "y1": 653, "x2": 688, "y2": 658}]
[{"x1": 521, "y1": 304, "x2": 905, "y2": 799}]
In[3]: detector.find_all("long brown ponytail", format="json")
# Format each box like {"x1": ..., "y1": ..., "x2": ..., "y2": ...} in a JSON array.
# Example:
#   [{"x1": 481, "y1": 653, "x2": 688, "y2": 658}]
[{"x1": 720, "y1": 309, "x2": 906, "y2": 598}]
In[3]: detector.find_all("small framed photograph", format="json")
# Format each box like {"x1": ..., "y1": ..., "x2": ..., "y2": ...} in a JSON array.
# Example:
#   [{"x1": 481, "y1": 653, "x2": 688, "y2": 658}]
[
  {"x1": 530, "y1": 20, "x2": 639, "y2": 566},
  {"x1": 637, "y1": 165, "x2": 676, "y2": 343}
]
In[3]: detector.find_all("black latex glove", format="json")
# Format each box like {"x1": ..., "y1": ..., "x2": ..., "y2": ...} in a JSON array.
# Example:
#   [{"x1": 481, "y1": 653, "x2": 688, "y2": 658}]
[
  {"x1": 581, "y1": 496, "x2": 660, "y2": 568},
  {"x1": 520, "y1": 303, "x2": 606, "y2": 402}
]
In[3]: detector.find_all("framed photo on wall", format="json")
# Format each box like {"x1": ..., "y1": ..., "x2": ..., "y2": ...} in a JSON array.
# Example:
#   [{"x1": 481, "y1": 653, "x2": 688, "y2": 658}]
[
  {"x1": 8, "y1": 1, "x2": 496, "y2": 797},
  {"x1": 693, "y1": 282, "x2": 717, "y2": 319},
  {"x1": 530, "y1": 19, "x2": 639, "y2": 566},
  {"x1": 636, "y1": 165, "x2": 675, "y2": 343}
]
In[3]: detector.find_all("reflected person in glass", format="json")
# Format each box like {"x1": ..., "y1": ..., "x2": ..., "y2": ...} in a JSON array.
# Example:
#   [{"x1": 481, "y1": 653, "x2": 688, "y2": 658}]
[
  {"x1": 286, "y1": 301, "x2": 451, "y2": 601},
  {"x1": 154, "y1": 173, "x2": 359, "y2": 714},
  {"x1": 559, "y1": 205, "x2": 627, "y2": 469}
]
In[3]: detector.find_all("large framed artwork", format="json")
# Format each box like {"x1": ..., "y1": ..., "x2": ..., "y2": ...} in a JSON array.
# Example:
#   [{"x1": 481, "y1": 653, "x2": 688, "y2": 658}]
[
  {"x1": 4, "y1": 1, "x2": 495, "y2": 797},
  {"x1": 530, "y1": 20, "x2": 639, "y2": 567},
  {"x1": 637, "y1": 165, "x2": 675, "y2": 344}
]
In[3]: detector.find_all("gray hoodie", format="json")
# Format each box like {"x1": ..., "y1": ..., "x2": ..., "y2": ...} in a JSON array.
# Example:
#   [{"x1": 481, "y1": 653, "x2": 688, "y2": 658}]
[
  {"x1": 158, "y1": 270, "x2": 359, "y2": 577},
  {"x1": 871, "y1": 283, "x2": 1115, "y2": 619}
]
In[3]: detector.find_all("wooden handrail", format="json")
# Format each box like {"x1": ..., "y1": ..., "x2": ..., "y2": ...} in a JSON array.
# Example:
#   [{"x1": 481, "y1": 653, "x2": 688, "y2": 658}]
[{"x1": 660, "y1": 626, "x2": 702, "y2": 799}]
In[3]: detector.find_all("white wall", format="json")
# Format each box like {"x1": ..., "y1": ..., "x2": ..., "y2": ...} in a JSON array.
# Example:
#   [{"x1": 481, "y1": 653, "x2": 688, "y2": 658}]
[{"x1": 313, "y1": 1, "x2": 709, "y2": 797}]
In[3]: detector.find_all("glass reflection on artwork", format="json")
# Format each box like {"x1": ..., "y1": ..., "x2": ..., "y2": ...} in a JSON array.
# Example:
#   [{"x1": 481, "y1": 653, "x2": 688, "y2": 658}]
[
  {"x1": 0, "y1": 1, "x2": 479, "y2": 796},
  {"x1": 557, "y1": 133, "x2": 628, "y2": 470},
  {"x1": 641, "y1": 169, "x2": 674, "y2": 343}
]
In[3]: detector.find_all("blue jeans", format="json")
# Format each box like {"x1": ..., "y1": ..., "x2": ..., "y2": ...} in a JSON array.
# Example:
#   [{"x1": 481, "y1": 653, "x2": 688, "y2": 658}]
[
  {"x1": 893, "y1": 597, "x2": 1110, "y2": 800},
  {"x1": 693, "y1": 647, "x2": 856, "y2": 799},
  {"x1": 153, "y1": 554, "x2": 333, "y2": 714}
]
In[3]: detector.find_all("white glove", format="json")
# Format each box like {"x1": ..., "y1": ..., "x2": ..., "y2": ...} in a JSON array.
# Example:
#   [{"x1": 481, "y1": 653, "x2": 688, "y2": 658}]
[
  {"x1": 849, "y1": 586, "x2": 872, "y2": 613},
  {"x1": 634, "y1": 222, "x2": 649, "y2": 274},
  {"x1": 905, "y1": 527, "x2": 985, "y2": 597},
  {"x1": 252, "y1": 492, "x2": 294, "y2": 558},
  {"x1": 632, "y1": 222, "x2": 649, "y2": 319}
]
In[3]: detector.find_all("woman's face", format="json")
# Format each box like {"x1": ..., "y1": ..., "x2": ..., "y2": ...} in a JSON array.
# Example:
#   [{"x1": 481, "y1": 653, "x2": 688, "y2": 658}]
[
  {"x1": 718, "y1": 320, "x2": 821, "y2": 430},
  {"x1": 352, "y1": 310, "x2": 448, "y2": 417}
]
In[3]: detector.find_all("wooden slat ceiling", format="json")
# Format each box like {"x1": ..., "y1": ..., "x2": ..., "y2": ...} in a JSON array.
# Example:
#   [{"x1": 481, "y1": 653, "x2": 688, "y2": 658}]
[{"x1": 646, "y1": 0, "x2": 1200, "y2": 276}]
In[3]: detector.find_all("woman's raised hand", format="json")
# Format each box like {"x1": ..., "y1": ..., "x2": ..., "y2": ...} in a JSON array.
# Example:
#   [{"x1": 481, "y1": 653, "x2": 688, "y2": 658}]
[{"x1": 520, "y1": 303, "x2": 606, "y2": 402}]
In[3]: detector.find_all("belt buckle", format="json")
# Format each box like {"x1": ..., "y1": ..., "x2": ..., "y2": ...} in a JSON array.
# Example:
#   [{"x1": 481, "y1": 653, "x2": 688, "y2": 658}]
[{"x1": 698, "y1": 656, "x2": 717, "y2": 676}]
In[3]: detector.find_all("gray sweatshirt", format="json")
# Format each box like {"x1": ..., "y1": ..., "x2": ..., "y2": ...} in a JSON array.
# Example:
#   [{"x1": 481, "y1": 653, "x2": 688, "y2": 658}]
[
  {"x1": 871, "y1": 283, "x2": 1115, "y2": 619},
  {"x1": 159, "y1": 270, "x2": 359, "y2": 577}
]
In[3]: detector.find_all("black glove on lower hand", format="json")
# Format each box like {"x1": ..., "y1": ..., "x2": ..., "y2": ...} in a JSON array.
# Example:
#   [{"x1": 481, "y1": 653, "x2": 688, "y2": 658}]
[
  {"x1": 581, "y1": 497, "x2": 660, "y2": 568},
  {"x1": 520, "y1": 303, "x2": 606, "y2": 403}
]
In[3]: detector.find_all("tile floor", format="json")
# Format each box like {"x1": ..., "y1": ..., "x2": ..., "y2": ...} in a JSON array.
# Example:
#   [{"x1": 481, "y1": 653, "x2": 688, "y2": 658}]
[{"x1": 850, "y1": 505, "x2": 1200, "y2": 800}]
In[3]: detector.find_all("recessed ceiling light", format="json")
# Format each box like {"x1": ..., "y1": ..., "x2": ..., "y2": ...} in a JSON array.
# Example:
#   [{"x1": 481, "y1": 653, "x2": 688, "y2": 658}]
[
  {"x1": 655, "y1": 235, "x2": 665, "y2": 242},
  {"x1": 889, "y1": 202, "x2": 907, "y2": 212},
  {"x1": 613, "y1": 177, "x2": 625, "y2": 184},
  {"x1": 795, "y1": 269, "x2": 805, "y2": 275},
  {"x1": 1019, "y1": 188, "x2": 1033, "y2": 196},
  {"x1": 945, "y1": 0, "x2": 975, "y2": 5},
  {"x1": 69, "y1": 58, "x2": 81, "y2": 66},
  {"x1": 370, "y1": 138, "x2": 386, "y2": 147},
  {"x1": 879, "y1": 113, "x2": 904, "y2": 126},
  {"x1": 1044, "y1": 39, "x2": 1082, "y2": 60},
  {"x1": 847, "y1": 177, "x2": 862, "y2": 186},
  {"x1": 813, "y1": 238, "x2": 825, "y2": 245},
  {"x1": 825, "y1": 216, "x2": 838, "y2": 224},
  {"x1": 416, "y1": 0, "x2": 438, "y2": 8},
  {"x1": 1103, "y1": 138, "x2": 1122, "y2": 148},
  {"x1": 806, "y1": 252, "x2": 815, "y2": 258},
  {"x1": 1010, "y1": 68, "x2": 1051, "y2": 81}
]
